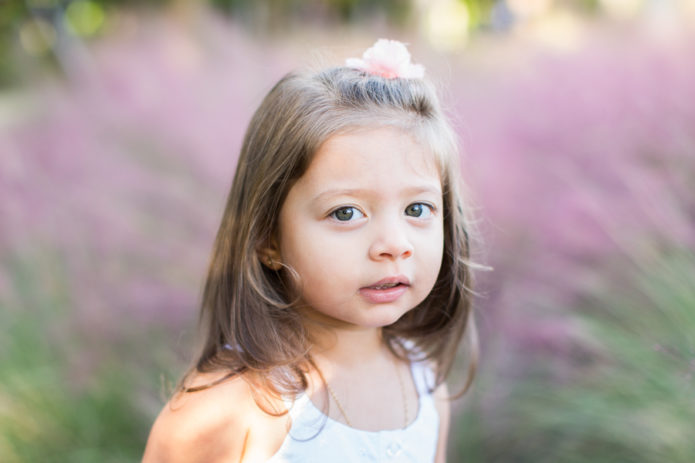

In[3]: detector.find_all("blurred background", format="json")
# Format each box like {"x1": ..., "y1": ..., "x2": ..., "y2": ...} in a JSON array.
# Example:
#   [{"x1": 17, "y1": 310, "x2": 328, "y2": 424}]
[{"x1": 1, "y1": 0, "x2": 694, "y2": 461}]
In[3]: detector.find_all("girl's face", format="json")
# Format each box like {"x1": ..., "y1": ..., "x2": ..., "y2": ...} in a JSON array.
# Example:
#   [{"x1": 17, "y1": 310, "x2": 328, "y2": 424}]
[{"x1": 276, "y1": 126, "x2": 444, "y2": 330}]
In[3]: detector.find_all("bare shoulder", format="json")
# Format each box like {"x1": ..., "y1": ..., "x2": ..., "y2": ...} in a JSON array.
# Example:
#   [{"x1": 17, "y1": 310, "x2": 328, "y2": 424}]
[{"x1": 142, "y1": 371, "x2": 289, "y2": 463}]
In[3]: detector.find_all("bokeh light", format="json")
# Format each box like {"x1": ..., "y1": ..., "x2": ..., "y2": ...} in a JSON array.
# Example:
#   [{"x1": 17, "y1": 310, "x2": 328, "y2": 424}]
[
  {"x1": 420, "y1": 0, "x2": 470, "y2": 51},
  {"x1": 19, "y1": 18, "x2": 56, "y2": 56},
  {"x1": 64, "y1": 1, "x2": 105, "y2": 37}
]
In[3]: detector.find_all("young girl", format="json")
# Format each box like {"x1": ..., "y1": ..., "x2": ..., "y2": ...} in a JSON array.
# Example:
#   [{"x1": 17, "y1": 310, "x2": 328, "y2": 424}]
[{"x1": 143, "y1": 39, "x2": 477, "y2": 463}]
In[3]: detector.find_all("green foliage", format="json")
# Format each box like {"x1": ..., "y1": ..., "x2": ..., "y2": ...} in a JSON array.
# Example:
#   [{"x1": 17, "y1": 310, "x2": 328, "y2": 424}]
[
  {"x1": 0, "y1": 0, "x2": 501, "y2": 86},
  {"x1": 0, "y1": 1, "x2": 30, "y2": 85},
  {"x1": 461, "y1": 0, "x2": 495, "y2": 30},
  {"x1": 451, "y1": 247, "x2": 695, "y2": 462},
  {"x1": 0, "y1": 250, "x2": 153, "y2": 462}
]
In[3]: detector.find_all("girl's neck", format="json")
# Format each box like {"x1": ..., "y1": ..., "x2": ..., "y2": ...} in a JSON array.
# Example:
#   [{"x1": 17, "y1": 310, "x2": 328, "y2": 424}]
[{"x1": 310, "y1": 326, "x2": 386, "y2": 369}]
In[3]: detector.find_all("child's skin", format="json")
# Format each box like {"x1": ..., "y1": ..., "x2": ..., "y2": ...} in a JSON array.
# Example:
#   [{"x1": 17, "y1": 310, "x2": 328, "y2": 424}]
[{"x1": 143, "y1": 126, "x2": 450, "y2": 463}]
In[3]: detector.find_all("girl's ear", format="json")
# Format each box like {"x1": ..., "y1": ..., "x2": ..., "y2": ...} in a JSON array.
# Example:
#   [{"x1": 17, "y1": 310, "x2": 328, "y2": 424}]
[{"x1": 258, "y1": 240, "x2": 283, "y2": 271}]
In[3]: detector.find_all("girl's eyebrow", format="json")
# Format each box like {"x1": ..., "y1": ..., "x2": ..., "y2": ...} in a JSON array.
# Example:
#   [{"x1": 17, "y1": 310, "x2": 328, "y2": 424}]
[
  {"x1": 402, "y1": 185, "x2": 442, "y2": 196},
  {"x1": 312, "y1": 184, "x2": 442, "y2": 203},
  {"x1": 312, "y1": 188, "x2": 369, "y2": 203}
]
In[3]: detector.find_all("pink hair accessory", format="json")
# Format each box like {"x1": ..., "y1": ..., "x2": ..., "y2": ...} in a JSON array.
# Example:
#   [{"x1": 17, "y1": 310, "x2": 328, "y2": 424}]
[{"x1": 346, "y1": 39, "x2": 425, "y2": 79}]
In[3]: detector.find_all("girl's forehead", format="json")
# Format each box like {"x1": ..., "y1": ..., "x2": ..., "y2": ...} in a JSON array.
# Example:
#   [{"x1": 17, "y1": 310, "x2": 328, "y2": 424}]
[
  {"x1": 317, "y1": 126, "x2": 439, "y2": 170},
  {"x1": 298, "y1": 126, "x2": 442, "y2": 193}
]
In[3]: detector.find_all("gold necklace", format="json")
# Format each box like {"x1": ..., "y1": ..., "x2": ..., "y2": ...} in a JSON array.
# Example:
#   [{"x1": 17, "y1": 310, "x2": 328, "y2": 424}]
[{"x1": 323, "y1": 357, "x2": 409, "y2": 429}]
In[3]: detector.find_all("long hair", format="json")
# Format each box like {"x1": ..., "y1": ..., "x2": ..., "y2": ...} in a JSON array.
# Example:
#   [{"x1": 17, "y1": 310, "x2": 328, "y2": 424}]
[{"x1": 180, "y1": 66, "x2": 478, "y2": 402}]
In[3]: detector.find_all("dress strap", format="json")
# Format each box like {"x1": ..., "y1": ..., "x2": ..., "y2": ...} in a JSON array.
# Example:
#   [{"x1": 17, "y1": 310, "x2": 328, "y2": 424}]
[{"x1": 409, "y1": 360, "x2": 435, "y2": 397}]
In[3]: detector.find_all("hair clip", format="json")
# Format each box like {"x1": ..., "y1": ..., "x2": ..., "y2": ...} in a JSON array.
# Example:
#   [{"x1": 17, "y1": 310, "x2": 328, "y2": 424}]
[{"x1": 346, "y1": 39, "x2": 425, "y2": 79}]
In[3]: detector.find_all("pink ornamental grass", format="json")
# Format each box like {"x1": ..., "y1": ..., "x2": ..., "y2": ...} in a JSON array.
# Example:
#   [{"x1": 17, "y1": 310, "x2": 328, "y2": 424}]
[
  {"x1": 447, "y1": 29, "x2": 695, "y2": 455},
  {"x1": 456, "y1": 30, "x2": 695, "y2": 309},
  {"x1": 0, "y1": 15, "x2": 294, "y2": 340}
]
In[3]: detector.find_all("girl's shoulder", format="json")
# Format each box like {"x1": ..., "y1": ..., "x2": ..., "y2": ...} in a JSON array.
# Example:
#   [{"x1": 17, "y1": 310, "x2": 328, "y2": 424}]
[{"x1": 142, "y1": 370, "x2": 290, "y2": 463}]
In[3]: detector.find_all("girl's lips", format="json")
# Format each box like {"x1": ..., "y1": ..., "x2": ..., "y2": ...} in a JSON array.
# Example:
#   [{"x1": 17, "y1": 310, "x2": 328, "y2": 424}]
[
  {"x1": 365, "y1": 275, "x2": 411, "y2": 288},
  {"x1": 359, "y1": 280, "x2": 409, "y2": 304}
]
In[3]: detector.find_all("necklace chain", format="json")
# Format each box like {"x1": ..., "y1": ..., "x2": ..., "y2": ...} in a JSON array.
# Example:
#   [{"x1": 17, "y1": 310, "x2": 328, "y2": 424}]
[
  {"x1": 324, "y1": 381, "x2": 353, "y2": 427},
  {"x1": 323, "y1": 357, "x2": 409, "y2": 429}
]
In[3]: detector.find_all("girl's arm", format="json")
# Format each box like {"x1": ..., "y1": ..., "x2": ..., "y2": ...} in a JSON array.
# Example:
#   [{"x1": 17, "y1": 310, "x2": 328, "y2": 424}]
[
  {"x1": 142, "y1": 376, "x2": 251, "y2": 463},
  {"x1": 433, "y1": 382, "x2": 451, "y2": 463},
  {"x1": 142, "y1": 373, "x2": 288, "y2": 463}
]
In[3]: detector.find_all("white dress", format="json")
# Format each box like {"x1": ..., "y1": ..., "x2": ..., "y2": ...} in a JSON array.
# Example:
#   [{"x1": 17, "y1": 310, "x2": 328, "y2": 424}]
[{"x1": 266, "y1": 361, "x2": 440, "y2": 463}]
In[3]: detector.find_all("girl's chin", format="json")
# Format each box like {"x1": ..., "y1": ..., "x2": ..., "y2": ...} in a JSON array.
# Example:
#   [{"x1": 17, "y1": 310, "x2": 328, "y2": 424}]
[
  {"x1": 303, "y1": 313, "x2": 408, "y2": 332},
  {"x1": 297, "y1": 302, "x2": 414, "y2": 331}
]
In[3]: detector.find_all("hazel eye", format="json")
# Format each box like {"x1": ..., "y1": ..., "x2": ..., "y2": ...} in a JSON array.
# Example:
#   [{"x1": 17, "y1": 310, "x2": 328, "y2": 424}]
[
  {"x1": 405, "y1": 203, "x2": 433, "y2": 218},
  {"x1": 330, "y1": 206, "x2": 364, "y2": 221}
]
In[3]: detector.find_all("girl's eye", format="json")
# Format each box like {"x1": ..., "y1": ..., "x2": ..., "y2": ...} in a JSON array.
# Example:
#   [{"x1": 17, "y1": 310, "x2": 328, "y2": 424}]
[
  {"x1": 330, "y1": 206, "x2": 364, "y2": 221},
  {"x1": 405, "y1": 203, "x2": 433, "y2": 218}
]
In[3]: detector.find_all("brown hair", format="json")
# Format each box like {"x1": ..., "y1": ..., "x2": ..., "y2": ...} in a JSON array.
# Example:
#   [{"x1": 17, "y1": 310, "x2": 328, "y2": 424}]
[{"x1": 180, "y1": 66, "x2": 478, "y2": 403}]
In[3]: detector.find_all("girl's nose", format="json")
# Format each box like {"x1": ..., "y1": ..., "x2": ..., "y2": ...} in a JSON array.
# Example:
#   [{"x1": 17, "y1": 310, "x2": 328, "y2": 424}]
[{"x1": 368, "y1": 222, "x2": 414, "y2": 261}]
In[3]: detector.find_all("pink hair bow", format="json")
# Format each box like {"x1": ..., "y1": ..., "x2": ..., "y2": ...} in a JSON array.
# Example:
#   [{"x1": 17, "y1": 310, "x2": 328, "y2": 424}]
[{"x1": 346, "y1": 39, "x2": 425, "y2": 79}]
